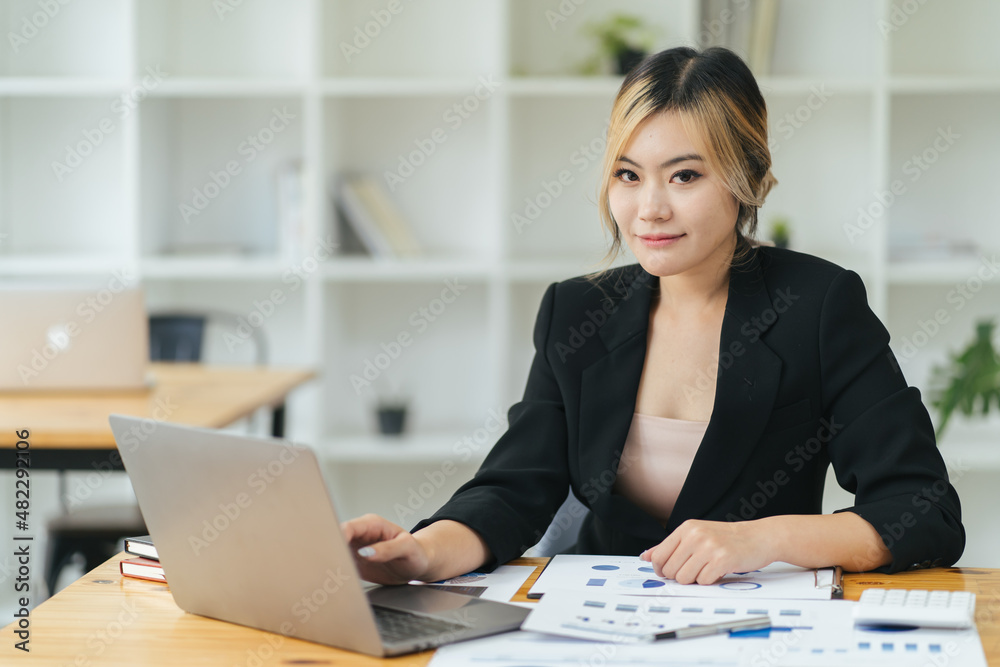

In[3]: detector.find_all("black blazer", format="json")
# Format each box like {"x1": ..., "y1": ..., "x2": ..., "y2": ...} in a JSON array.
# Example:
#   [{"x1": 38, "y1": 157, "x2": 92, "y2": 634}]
[{"x1": 416, "y1": 247, "x2": 965, "y2": 574}]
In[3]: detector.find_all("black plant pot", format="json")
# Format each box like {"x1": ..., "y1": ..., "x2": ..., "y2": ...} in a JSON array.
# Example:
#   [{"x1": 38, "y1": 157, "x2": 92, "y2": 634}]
[
  {"x1": 616, "y1": 47, "x2": 647, "y2": 75},
  {"x1": 377, "y1": 406, "x2": 407, "y2": 436}
]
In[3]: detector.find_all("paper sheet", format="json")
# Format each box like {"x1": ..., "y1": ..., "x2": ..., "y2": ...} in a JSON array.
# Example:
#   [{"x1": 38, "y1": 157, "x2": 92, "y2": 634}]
[
  {"x1": 430, "y1": 598, "x2": 988, "y2": 667},
  {"x1": 528, "y1": 555, "x2": 837, "y2": 600},
  {"x1": 413, "y1": 565, "x2": 536, "y2": 605},
  {"x1": 522, "y1": 589, "x2": 769, "y2": 642}
]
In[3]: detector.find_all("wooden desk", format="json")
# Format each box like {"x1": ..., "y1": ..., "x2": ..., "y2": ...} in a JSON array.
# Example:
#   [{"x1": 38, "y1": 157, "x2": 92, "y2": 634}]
[
  {"x1": 0, "y1": 363, "x2": 315, "y2": 469},
  {"x1": 2, "y1": 555, "x2": 998, "y2": 666}
]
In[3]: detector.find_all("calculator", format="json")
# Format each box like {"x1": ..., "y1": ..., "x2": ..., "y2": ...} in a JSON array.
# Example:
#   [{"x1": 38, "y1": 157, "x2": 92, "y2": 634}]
[{"x1": 853, "y1": 589, "x2": 976, "y2": 629}]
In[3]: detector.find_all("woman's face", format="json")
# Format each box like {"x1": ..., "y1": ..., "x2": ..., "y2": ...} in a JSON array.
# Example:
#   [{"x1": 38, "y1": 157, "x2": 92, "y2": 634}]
[{"x1": 608, "y1": 111, "x2": 740, "y2": 279}]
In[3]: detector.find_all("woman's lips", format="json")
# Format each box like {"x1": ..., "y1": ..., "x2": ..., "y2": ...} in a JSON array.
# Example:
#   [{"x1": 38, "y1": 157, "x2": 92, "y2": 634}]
[{"x1": 638, "y1": 233, "x2": 685, "y2": 248}]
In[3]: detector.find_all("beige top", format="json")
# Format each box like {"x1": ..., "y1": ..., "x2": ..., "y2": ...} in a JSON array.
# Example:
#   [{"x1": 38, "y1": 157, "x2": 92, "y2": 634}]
[{"x1": 614, "y1": 413, "x2": 709, "y2": 525}]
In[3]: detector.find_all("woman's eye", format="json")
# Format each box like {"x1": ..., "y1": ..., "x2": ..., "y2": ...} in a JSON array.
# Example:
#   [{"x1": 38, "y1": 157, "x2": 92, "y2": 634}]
[
  {"x1": 613, "y1": 168, "x2": 638, "y2": 183},
  {"x1": 672, "y1": 169, "x2": 702, "y2": 184}
]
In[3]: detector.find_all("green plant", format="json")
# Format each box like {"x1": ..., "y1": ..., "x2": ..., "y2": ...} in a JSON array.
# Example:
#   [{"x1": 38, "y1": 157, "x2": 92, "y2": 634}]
[
  {"x1": 929, "y1": 319, "x2": 1000, "y2": 439},
  {"x1": 579, "y1": 14, "x2": 656, "y2": 75},
  {"x1": 769, "y1": 218, "x2": 791, "y2": 248}
]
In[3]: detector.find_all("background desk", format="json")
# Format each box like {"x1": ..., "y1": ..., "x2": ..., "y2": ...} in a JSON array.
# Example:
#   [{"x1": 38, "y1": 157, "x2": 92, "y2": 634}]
[
  {"x1": 2, "y1": 554, "x2": 998, "y2": 666},
  {"x1": 0, "y1": 363, "x2": 315, "y2": 470}
]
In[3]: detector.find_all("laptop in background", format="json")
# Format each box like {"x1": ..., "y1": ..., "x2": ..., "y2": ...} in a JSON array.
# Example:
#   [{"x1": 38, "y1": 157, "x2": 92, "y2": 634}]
[
  {"x1": 0, "y1": 288, "x2": 149, "y2": 392},
  {"x1": 107, "y1": 415, "x2": 529, "y2": 657}
]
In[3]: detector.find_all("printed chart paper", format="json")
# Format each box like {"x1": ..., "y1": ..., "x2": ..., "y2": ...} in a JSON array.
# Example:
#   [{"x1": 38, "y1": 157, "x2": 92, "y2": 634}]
[
  {"x1": 430, "y1": 599, "x2": 988, "y2": 667},
  {"x1": 522, "y1": 589, "x2": 771, "y2": 642},
  {"x1": 528, "y1": 555, "x2": 837, "y2": 600}
]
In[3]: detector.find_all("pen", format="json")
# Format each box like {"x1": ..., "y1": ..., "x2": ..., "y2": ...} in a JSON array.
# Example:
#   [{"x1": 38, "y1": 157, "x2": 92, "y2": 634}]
[{"x1": 650, "y1": 615, "x2": 771, "y2": 641}]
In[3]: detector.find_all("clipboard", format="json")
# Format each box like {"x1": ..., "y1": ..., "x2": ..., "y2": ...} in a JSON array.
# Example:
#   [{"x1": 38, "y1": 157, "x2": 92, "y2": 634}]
[{"x1": 817, "y1": 565, "x2": 844, "y2": 599}]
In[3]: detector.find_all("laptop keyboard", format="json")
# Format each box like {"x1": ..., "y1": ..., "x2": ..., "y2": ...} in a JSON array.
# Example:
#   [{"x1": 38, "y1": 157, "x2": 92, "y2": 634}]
[{"x1": 372, "y1": 605, "x2": 470, "y2": 644}]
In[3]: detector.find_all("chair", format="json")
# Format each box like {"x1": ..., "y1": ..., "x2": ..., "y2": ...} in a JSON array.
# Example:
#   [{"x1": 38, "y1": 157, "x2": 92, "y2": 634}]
[
  {"x1": 148, "y1": 314, "x2": 206, "y2": 362},
  {"x1": 524, "y1": 490, "x2": 589, "y2": 557},
  {"x1": 44, "y1": 312, "x2": 270, "y2": 595}
]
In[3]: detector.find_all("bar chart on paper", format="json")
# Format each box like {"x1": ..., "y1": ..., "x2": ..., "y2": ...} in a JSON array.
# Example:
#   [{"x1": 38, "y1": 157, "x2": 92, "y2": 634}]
[
  {"x1": 527, "y1": 555, "x2": 839, "y2": 600},
  {"x1": 432, "y1": 597, "x2": 988, "y2": 667}
]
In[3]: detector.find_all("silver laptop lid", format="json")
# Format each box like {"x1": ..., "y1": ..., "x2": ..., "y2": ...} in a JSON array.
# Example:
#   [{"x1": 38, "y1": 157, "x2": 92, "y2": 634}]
[
  {"x1": 0, "y1": 288, "x2": 148, "y2": 391},
  {"x1": 108, "y1": 415, "x2": 384, "y2": 655}
]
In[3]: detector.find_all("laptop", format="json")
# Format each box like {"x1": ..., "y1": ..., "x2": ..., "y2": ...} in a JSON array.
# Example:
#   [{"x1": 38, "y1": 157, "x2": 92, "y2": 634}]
[
  {"x1": 108, "y1": 415, "x2": 529, "y2": 657},
  {"x1": 0, "y1": 288, "x2": 149, "y2": 391}
]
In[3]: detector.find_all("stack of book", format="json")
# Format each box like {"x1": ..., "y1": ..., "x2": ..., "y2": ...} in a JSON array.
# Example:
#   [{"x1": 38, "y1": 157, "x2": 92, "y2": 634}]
[
  {"x1": 335, "y1": 174, "x2": 422, "y2": 258},
  {"x1": 120, "y1": 535, "x2": 165, "y2": 583},
  {"x1": 700, "y1": 0, "x2": 779, "y2": 76}
]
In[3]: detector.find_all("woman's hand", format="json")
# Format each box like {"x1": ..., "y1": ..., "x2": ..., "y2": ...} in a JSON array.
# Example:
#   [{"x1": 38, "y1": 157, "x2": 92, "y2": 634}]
[
  {"x1": 640, "y1": 519, "x2": 773, "y2": 585},
  {"x1": 340, "y1": 514, "x2": 433, "y2": 585}
]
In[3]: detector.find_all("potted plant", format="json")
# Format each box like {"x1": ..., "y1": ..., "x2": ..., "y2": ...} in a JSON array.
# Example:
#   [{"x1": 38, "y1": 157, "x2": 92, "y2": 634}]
[
  {"x1": 929, "y1": 319, "x2": 1000, "y2": 439},
  {"x1": 580, "y1": 14, "x2": 656, "y2": 75},
  {"x1": 376, "y1": 400, "x2": 408, "y2": 436},
  {"x1": 367, "y1": 379, "x2": 410, "y2": 436},
  {"x1": 769, "y1": 218, "x2": 791, "y2": 249}
]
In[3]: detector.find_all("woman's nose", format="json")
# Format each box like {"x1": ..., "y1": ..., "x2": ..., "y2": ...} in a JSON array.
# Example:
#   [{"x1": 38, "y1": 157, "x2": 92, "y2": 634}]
[{"x1": 638, "y1": 183, "x2": 672, "y2": 223}]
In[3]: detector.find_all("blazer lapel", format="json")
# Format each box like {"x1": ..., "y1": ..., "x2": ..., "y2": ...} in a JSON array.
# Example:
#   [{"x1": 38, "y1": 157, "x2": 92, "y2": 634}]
[
  {"x1": 576, "y1": 252, "x2": 784, "y2": 541},
  {"x1": 665, "y1": 251, "x2": 783, "y2": 532},
  {"x1": 577, "y1": 266, "x2": 665, "y2": 540}
]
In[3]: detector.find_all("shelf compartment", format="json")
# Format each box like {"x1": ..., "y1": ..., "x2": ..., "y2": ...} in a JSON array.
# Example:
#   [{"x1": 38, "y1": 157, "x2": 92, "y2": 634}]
[
  {"x1": 321, "y1": 282, "x2": 495, "y2": 438},
  {"x1": 136, "y1": 0, "x2": 311, "y2": 79},
  {"x1": 325, "y1": 95, "x2": 501, "y2": 259},
  {"x1": 765, "y1": 0, "x2": 880, "y2": 79},
  {"x1": 139, "y1": 96, "x2": 304, "y2": 258},
  {"x1": 0, "y1": 0, "x2": 129, "y2": 78},
  {"x1": 758, "y1": 91, "x2": 874, "y2": 263},
  {"x1": 507, "y1": 95, "x2": 614, "y2": 264},
  {"x1": 321, "y1": 0, "x2": 502, "y2": 79},
  {"x1": 0, "y1": 96, "x2": 129, "y2": 258},
  {"x1": 508, "y1": 0, "x2": 692, "y2": 77},
  {"x1": 889, "y1": 0, "x2": 1000, "y2": 77},
  {"x1": 887, "y1": 93, "x2": 1000, "y2": 256}
]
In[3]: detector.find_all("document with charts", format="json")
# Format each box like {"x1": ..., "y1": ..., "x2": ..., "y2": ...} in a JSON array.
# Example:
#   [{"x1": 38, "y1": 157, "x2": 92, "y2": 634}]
[
  {"x1": 522, "y1": 589, "x2": 773, "y2": 642},
  {"x1": 430, "y1": 597, "x2": 988, "y2": 667},
  {"x1": 527, "y1": 555, "x2": 839, "y2": 600}
]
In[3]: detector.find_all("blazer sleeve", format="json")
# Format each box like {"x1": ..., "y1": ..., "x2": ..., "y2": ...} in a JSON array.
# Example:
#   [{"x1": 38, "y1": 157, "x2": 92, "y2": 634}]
[
  {"x1": 412, "y1": 282, "x2": 571, "y2": 568},
  {"x1": 820, "y1": 270, "x2": 965, "y2": 572}
]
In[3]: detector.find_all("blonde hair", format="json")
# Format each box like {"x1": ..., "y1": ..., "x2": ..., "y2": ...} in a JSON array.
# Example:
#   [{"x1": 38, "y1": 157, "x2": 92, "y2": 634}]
[{"x1": 596, "y1": 46, "x2": 777, "y2": 270}]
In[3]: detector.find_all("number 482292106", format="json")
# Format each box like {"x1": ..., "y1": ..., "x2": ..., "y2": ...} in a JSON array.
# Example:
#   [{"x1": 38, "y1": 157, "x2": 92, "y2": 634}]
[{"x1": 14, "y1": 429, "x2": 30, "y2": 530}]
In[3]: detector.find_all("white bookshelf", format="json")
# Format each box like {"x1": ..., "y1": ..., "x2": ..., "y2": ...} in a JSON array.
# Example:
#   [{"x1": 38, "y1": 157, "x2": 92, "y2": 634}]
[{"x1": 0, "y1": 0, "x2": 997, "y2": 558}]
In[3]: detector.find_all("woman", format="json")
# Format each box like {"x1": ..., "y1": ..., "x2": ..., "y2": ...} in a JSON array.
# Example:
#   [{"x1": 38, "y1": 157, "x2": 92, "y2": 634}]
[{"x1": 342, "y1": 46, "x2": 964, "y2": 586}]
